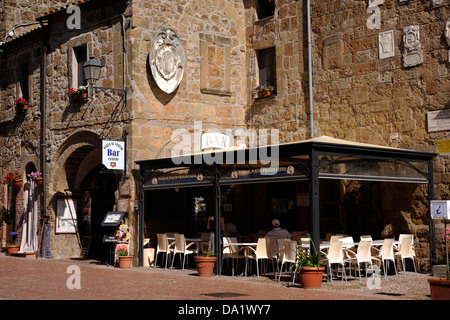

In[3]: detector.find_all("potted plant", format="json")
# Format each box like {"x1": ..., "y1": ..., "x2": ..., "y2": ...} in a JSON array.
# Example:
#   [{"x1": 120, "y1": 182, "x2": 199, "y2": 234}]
[
  {"x1": 290, "y1": 236, "x2": 325, "y2": 289},
  {"x1": 14, "y1": 97, "x2": 28, "y2": 111},
  {"x1": 6, "y1": 232, "x2": 20, "y2": 254},
  {"x1": 68, "y1": 86, "x2": 88, "y2": 102},
  {"x1": 27, "y1": 171, "x2": 43, "y2": 186},
  {"x1": 194, "y1": 250, "x2": 217, "y2": 277},
  {"x1": 3, "y1": 170, "x2": 23, "y2": 189},
  {"x1": 117, "y1": 248, "x2": 133, "y2": 268},
  {"x1": 428, "y1": 226, "x2": 450, "y2": 300},
  {"x1": 253, "y1": 84, "x2": 274, "y2": 99}
]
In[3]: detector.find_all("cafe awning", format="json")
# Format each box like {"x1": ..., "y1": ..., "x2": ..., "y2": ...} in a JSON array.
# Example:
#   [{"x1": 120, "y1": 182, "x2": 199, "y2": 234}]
[{"x1": 136, "y1": 136, "x2": 438, "y2": 271}]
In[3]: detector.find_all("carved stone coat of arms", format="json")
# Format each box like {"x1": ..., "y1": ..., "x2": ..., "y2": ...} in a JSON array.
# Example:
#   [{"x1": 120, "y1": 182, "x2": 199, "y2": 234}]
[{"x1": 149, "y1": 28, "x2": 185, "y2": 94}]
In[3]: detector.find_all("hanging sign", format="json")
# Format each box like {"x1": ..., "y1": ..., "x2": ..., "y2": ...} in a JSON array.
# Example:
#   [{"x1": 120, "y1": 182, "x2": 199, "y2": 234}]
[
  {"x1": 201, "y1": 133, "x2": 231, "y2": 150},
  {"x1": 102, "y1": 140, "x2": 125, "y2": 170},
  {"x1": 430, "y1": 201, "x2": 450, "y2": 220}
]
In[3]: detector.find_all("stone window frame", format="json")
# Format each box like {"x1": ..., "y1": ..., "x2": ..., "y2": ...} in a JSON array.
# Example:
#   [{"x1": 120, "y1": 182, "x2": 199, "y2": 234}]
[
  {"x1": 16, "y1": 52, "x2": 32, "y2": 103},
  {"x1": 68, "y1": 34, "x2": 93, "y2": 89},
  {"x1": 199, "y1": 33, "x2": 232, "y2": 97},
  {"x1": 256, "y1": 46, "x2": 277, "y2": 94}
]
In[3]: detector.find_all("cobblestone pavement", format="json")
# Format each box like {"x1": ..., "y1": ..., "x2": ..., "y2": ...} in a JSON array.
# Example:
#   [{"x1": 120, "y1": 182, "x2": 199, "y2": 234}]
[{"x1": 0, "y1": 253, "x2": 433, "y2": 302}]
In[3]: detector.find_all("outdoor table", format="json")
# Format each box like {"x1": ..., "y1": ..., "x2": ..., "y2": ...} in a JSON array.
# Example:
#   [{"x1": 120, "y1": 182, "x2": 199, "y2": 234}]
[
  {"x1": 224, "y1": 242, "x2": 257, "y2": 276},
  {"x1": 167, "y1": 237, "x2": 208, "y2": 254}
]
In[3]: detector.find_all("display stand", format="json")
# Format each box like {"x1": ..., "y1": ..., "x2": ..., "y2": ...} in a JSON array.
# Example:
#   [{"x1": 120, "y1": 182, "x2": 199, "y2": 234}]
[{"x1": 101, "y1": 211, "x2": 125, "y2": 266}]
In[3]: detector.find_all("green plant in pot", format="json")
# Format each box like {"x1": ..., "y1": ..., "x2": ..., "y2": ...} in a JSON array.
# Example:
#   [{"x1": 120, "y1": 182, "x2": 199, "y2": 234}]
[
  {"x1": 290, "y1": 235, "x2": 325, "y2": 289},
  {"x1": 194, "y1": 250, "x2": 217, "y2": 277},
  {"x1": 6, "y1": 232, "x2": 20, "y2": 254},
  {"x1": 117, "y1": 248, "x2": 132, "y2": 268}
]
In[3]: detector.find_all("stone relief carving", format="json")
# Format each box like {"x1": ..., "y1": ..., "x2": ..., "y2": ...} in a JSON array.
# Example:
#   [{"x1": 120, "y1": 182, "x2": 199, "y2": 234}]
[
  {"x1": 431, "y1": 0, "x2": 443, "y2": 5},
  {"x1": 445, "y1": 19, "x2": 450, "y2": 47},
  {"x1": 149, "y1": 28, "x2": 185, "y2": 94},
  {"x1": 402, "y1": 25, "x2": 423, "y2": 67},
  {"x1": 445, "y1": 19, "x2": 450, "y2": 62},
  {"x1": 379, "y1": 30, "x2": 395, "y2": 59}
]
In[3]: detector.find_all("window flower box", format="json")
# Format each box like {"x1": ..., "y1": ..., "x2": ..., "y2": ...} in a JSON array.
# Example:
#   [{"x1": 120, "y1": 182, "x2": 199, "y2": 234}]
[
  {"x1": 68, "y1": 86, "x2": 88, "y2": 102},
  {"x1": 14, "y1": 97, "x2": 29, "y2": 111}
]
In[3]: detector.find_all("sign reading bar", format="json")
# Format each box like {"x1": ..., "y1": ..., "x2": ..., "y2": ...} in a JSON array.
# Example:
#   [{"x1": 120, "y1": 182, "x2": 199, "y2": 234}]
[
  {"x1": 102, "y1": 140, "x2": 125, "y2": 170},
  {"x1": 201, "y1": 133, "x2": 231, "y2": 150},
  {"x1": 427, "y1": 109, "x2": 450, "y2": 132}
]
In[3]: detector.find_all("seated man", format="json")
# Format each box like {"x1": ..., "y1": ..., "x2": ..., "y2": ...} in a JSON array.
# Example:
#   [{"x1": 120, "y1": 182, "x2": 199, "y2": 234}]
[{"x1": 265, "y1": 219, "x2": 291, "y2": 239}]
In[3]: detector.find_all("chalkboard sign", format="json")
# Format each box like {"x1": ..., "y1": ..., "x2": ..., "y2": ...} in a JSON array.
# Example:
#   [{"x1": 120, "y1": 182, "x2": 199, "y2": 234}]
[
  {"x1": 80, "y1": 236, "x2": 91, "y2": 259},
  {"x1": 103, "y1": 235, "x2": 119, "y2": 243}
]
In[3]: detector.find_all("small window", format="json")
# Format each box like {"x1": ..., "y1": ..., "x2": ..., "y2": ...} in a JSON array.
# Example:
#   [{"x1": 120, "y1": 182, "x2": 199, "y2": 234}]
[
  {"x1": 20, "y1": 63, "x2": 30, "y2": 102},
  {"x1": 256, "y1": 0, "x2": 275, "y2": 20},
  {"x1": 73, "y1": 46, "x2": 87, "y2": 87},
  {"x1": 257, "y1": 47, "x2": 276, "y2": 94}
]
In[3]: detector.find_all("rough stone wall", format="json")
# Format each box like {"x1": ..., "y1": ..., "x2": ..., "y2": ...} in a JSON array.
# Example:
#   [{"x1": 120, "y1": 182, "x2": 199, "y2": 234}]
[
  {"x1": 245, "y1": 0, "x2": 308, "y2": 143},
  {"x1": 127, "y1": 0, "x2": 247, "y2": 163},
  {"x1": 0, "y1": 0, "x2": 71, "y2": 40},
  {"x1": 308, "y1": 0, "x2": 449, "y2": 270}
]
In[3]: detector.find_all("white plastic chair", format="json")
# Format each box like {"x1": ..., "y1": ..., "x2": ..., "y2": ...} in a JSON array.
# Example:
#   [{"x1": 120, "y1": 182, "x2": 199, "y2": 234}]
[
  {"x1": 360, "y1": 235, "x2": 373, "y2": 243},
  {"x1": 321, "y1": 241, "x2": 347, "y2": 284},
  {"x1": 154, "y1": 233, "x2": 173, "y2": 269},
  {"x1": 300, "y1": 237, "x2": 311, "y2": 252},
  {"x1": 277, "y1": 240, "x2": 298, "y2": 283},
  {"x1": 222, "y1": 237, "x2": 245, "y2": 276},
  {"x1": 170, "y1": 234, "x2": 197, "y2": 270},
  {"x1": 245, "y1": 238, "x2": 269, "y2": 277},
  {"x1": 373, "y1": 238, "x2": 398, "y2": 279},
  {"x1": 345, "y1": 240, "x2": 379, "y2": 283},
  {"x1": 265, "y1": 235, "x2": 285, "y2": 276},
  {"x1": 329, "y1": 235, "x2": 343, "y2": 243},
  {"x1": 394, "y1": 234, "x2": 417, "y2": 277}
]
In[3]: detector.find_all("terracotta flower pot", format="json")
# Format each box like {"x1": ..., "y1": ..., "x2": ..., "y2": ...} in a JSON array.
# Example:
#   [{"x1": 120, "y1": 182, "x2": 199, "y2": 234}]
[
  {"x1": 35, "y1": 177, "x2": 43, "y2": 186},
  {"x1": 194, "y1": 256, "x2": 217, "y2": 277},
  {"x1": 13, "y1": 179, "x2": 23, "y2": 189},
  {"x1": 118, "y1": 256, "x2": 132, "y2": 268},
  {"x1": 298, "y1": 267, "x2": 325, "y2": 289},
  {"x1": 428, "y1": 278, "x2": 450, "y2": 300},
  {"x1": 7, "y1": 245, "x2": 20, "y2": 255},
  {"x1": 257, "y1": 91, "x2": 271, "y2": 98}
]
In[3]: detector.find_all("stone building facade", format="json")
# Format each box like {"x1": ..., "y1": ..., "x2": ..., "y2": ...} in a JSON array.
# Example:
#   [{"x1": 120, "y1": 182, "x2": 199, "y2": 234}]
[{"x1": 0, "y1": 0, "x2": 448, "y2": 271}]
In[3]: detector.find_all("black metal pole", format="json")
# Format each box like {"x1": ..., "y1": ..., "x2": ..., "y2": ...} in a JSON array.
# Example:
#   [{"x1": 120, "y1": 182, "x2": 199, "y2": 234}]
[
  {"x1": 214, "y1": 165, "x2": 221, "y2": 275},
  {"x1": 309, "y1": 148, "x2": 320, "y2": 255},
  {"x1": 138, "y1": 165, "x2": 145, "y2": 267},
  {"x1": 428, "y1": 160, "x2": 435, "y2": 267}
]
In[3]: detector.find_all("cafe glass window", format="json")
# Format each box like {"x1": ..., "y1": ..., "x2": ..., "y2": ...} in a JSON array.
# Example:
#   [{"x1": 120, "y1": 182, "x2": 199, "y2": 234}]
[
  {"x1": 256, "y1": 0, "x2": 275, "y2": 20},
  {"x1": 257, "y1": 47, "x2": 276, "y2": 94}
]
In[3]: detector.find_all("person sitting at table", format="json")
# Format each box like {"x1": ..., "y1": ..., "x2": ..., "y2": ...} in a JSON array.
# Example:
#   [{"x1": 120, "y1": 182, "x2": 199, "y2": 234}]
[
  {"x1": 223, "y1": 214, "x2": 240, "y2": 238},
  {"x1": 265, "y1": 219, "x2": 291, "y2": 239}
]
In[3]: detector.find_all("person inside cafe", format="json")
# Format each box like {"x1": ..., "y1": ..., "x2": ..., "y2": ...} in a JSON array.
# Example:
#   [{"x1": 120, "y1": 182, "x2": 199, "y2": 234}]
[
  {"x1": 207, "y1": 212, "x2": 225, "y2": 252},
  {"x1": 223, "y1": 213, "x2": 240, "y2": 238},
  {"x1": 265, "y1": 219, "x2": 291, "y2": 239}
]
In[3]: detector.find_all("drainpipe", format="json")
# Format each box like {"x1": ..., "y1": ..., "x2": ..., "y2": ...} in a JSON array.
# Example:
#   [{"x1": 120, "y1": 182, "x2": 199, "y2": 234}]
[
  {"x1": 40, "y1": 30, "x2": 48, "y2": 236},
  {"x1": 307, "y1": 0, "x2": 314, "y2": 138}
]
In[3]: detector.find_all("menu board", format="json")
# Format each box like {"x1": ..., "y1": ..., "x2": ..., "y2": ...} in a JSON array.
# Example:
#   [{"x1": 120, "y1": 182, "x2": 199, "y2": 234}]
[
  {"x1": 101, "y1": 211, "x2": 125, "y2": 226},
  {"x1": 56, "y1": 198, "x2": 77, "y2": 234}
]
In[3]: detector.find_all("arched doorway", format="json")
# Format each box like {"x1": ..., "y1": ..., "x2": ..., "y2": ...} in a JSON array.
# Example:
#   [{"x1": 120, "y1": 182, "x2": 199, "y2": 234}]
[{"x1": 78, "y1": 164, "x2": 117, "y2": 262}]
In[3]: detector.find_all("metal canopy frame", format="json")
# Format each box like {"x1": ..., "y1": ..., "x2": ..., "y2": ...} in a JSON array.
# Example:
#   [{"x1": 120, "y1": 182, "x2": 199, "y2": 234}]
[{"x1": 136, "y1": 136, "x2": 437, "y2": 272}]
